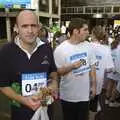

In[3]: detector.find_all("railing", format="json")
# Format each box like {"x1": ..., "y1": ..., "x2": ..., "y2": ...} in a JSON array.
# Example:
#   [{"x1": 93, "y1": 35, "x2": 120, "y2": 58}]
[{"x1": 62, "y1": 5, "x2": 120, "y2": 15}]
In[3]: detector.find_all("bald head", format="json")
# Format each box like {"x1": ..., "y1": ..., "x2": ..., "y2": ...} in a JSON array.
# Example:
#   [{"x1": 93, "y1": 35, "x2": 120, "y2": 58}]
[
  {"x1": 15, "y1": 10, "x2": 40, "y2": 45},
  {"x1": 16, "y1": 10, "x2": 38, "y2": 25}
]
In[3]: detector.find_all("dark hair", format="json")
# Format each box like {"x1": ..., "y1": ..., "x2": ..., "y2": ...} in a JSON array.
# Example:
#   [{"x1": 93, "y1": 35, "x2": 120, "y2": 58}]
[
  {"x1": 111, "y1": 35, "x2": 120, "y2": 49},
  {"x1": 40, "y1": 26, "x2": 48, "y2": 38},
  {"x1": 68, "y1": 18, "x2": 88, "y2": 36}
]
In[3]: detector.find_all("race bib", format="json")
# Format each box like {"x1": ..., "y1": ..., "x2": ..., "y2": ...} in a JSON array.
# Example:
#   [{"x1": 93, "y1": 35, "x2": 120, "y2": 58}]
[
  {"x1": 95, "y1": 55, "x2": 102, "y2": 70},
  {"x1": 69, "y1": 53, "x2": 90, "y2": 75},
  {"x1": 21, "y1": 73, "x2": 47, "y2": 96}
]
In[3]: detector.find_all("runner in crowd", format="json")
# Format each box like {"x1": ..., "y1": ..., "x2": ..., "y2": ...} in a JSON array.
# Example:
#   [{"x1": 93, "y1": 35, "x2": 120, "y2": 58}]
[
  {"x1": 54, "y1": 18, "x2": 97, "y2": 120},
  {"x1": 0, "y1": 10, "x2": 58, "y2": 120}
]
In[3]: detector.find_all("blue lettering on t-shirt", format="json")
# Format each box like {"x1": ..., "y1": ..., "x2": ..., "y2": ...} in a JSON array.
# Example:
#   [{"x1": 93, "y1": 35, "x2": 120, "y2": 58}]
[
  {"x1": 73, "y1": 66, "x2": 90, "y2": 74},
  {"x1": 70, "y1": 52, "x2": 87, "y2": 61},
  {"x1": 22, "y1": 73, "x2": 47, "y2": 81},
  {"x1": 96, "y1": 55, "x2": 102, "y2": 60}
]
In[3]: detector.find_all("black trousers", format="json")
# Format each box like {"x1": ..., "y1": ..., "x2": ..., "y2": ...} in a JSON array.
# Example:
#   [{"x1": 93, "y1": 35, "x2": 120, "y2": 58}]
[
  {"x1": 48, "y1": 100, "x2": 63, "y2": 120},
  {"x1": 11, "y1": 101, "x2": 63, "y2": 120},
  {"x1": 61, "y1": 100, "x2": 89, "y2": 120},
  {"x1": 11, "y1": 105, "x2": 34, "y2": 120},
  {"x1": 90, "y1": 91, "x2": 106, "y2": 113}
]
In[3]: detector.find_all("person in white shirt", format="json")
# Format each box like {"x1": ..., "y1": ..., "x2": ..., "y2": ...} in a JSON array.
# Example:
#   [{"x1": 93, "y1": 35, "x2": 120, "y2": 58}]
[
  {"x1": 106, "y1": 36, "x2": 120, "y2": 107},
  {"x1": 90, "y1": 26, "x2": 114, "y2": 115},
  {"x1": 54, "y1": 18, "x2": 97, "y2": 120},
  {"x1": 61, "y1": 24, "x2": 66, "y2": 34}
]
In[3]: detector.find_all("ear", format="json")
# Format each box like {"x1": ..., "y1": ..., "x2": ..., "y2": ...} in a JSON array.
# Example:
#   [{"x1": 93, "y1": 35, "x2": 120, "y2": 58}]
[
  {"x1": 14, "y1": 24, "x2": 18, "y2": 33},
  {"x1": 73, "y1": 29, "x2": 79, "y2": 35}
]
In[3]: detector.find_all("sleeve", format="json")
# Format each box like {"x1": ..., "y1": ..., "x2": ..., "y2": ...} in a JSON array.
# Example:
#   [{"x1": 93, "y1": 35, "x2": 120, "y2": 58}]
[
  {"x1": 105, "y1": 48, "x2": 114, "y2": 69},
  {"x1": 89, "y1": 46, "x2": 97, "y2": 66},
  {"x1": 54, "y1": 46, "x2": 66, "y2": 68},
  {"x1": 0, "y1": 46, "x2": 10, "y2": 87},
  {"x1": 114, "y1": 48, "x2": 120, "y2": 73},
  {"x1": 47, "y1": 45, "x2": 57, "y2": 73}
]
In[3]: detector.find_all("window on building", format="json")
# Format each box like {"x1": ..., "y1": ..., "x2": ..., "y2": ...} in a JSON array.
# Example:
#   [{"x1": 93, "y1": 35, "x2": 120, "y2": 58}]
[
  {"x1": 0, "y1": 8, "x2": 5, "y2": 12},
  {"x1": 113, "y1": 7, "x2": 120, "y2": 13},
  {"x1": 105, "y1": 7, "x2": 111, "y2": 13},
  {"x1": 0, "y1": 17, "x2": 6, "y2": 39},
  {"x1": 85, "y1": 7, "x2": 92, "y2": 13},
  {"x1": 39, "y1": 0, "x2": 49, "y2": 12},
  {"x1": 52, "y1": 0, "x2": 58, "y2": 14}
]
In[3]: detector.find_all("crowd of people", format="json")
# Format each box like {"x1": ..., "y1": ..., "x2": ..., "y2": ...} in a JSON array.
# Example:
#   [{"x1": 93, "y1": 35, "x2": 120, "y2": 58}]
[{"x1": 0, "y1": 9, "x2": 120, "y2": 120}]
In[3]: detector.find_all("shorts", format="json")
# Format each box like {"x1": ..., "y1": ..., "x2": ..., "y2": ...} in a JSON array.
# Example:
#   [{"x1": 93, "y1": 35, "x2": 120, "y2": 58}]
[
  {"x1": 117, "y1": 81, "x2": 120, "y2": 92},
  {"x1": 106, "y1": 72, "x2": 120, "y2": 81}
]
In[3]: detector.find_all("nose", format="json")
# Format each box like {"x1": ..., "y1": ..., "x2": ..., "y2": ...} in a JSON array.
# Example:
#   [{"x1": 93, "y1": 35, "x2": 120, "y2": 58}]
[
  {"x1": 87, "y1": 30, "x2": 89, "y2": 34},
  {"x1": 28, "y1": 26, "x2": 33, "y2": 33}
]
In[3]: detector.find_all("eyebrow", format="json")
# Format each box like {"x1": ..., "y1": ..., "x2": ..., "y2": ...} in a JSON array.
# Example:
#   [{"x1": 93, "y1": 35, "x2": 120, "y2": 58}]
[
  {"x1": 21, "y1": 24, "x2": 38, "y2": 27},
  {"x1": 84, "y1": 28, "x2": 88, "y2": 30}
]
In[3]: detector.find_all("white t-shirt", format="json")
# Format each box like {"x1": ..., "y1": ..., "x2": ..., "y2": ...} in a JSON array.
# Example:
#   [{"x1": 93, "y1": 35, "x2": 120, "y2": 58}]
[
  {"x1": 107, "y1": 44, "x2": 120, "y2": 81},
  {"x1": 90, "y1": 42, "x2": 114, "y2": 95},
  {"x1": 54, "y1": 41, "x2": 97, "y2": 102},
  {"x1": 112, "y1": 44, "x2": 120, "y2": 73}
]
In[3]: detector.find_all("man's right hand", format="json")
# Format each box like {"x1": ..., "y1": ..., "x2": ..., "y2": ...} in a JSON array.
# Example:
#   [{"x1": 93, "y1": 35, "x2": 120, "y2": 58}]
[
  {"x1": 22, "y1": 95, "x2": 41, "y2": 111},
  {"x1": 72, "y1": 60, "x2": 82, "y2": 69},
  {"x1": 0, "y1": 87, "x2": 41, "y2": 111}
]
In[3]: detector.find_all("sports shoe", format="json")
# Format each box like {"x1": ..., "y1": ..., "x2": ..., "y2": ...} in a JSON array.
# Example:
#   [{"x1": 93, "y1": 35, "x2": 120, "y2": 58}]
[
  {"x1": 105, "y1": 99, "x2": 109, "y2": 105},
  {"x1": 109, "y1": 101, "x2": 120, "y2": 107}
]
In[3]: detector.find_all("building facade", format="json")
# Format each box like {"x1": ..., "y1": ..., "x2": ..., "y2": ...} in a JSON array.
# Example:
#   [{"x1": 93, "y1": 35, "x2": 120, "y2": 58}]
[{"x1": 61, "y1": 0, "x2": 120, "y2": 29}]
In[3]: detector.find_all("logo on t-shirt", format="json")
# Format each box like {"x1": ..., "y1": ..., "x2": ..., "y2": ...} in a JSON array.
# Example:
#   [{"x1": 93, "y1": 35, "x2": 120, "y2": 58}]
[{"x1": 41, "y1": 56, "x2": 49, "y2": 64}]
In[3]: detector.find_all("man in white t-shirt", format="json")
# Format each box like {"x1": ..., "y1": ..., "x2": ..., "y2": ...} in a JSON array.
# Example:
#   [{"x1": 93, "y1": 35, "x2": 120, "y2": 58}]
[{"x1": 54, "y1": 18, "x2": 97, "y2": 120}]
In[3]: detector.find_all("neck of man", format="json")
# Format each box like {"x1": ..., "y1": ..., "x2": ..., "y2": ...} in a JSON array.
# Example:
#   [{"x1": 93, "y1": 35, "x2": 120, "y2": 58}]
[
  {"x1": 20, "y1": 40, "x2": 37, "y2": 54},
  {"x1": 69, "y1": 36, "x2": 84, "y2": 45}
]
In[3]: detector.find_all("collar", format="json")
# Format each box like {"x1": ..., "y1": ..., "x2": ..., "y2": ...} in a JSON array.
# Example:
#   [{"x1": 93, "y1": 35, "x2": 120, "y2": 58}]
[{"x1": 15, "y1": 36, "x2": 45, "y2": 59}]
